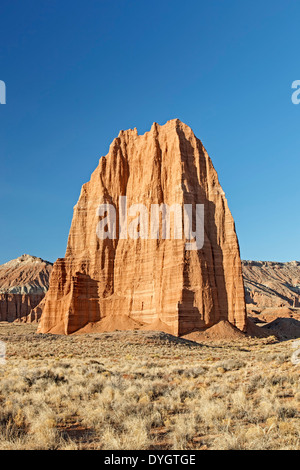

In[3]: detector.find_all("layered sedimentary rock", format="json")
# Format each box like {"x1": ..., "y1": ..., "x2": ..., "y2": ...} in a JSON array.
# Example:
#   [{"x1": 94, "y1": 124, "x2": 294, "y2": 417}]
[
  {"x1": 24, "y1": 297, "x2": 47, "y2": 324},
  {"x1": 242, "y1": 260, "x2": 300, "y2": 310},
  {"x1": 0, "y1": 255, "x2": 53, "y2": 322},
  {"x1": 38, "y1": 119, "x2": 246, "y2": 336}
]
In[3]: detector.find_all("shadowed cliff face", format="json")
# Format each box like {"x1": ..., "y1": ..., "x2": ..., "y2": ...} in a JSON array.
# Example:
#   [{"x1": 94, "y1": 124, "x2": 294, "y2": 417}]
[
  {"x1": 38, "y1": 119, "x2": 246, "y2": 336},
  {"x1": 0, "y1": 255, "x2": 53, "y2": 322}
]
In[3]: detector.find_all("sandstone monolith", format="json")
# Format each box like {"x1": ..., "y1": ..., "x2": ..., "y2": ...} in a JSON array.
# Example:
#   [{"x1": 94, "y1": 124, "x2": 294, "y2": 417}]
[{"x1": 38, "y1": 120, "x2": 246, "y2": 335}]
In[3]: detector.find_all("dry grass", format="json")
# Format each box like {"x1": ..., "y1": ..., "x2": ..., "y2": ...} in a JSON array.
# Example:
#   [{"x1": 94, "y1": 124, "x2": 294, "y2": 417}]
[{"x1": 0, "y1": 322, "x2": 300, "y2": 450}]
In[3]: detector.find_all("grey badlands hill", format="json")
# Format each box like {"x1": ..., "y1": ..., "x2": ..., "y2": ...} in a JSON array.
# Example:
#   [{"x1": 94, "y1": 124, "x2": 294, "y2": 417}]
[
  {"x1": 242, "y1": 260, "x2": 300, "y2": 310},
  {"x1": 0, "y1": 255, "x2": 53, "y2": 322}
]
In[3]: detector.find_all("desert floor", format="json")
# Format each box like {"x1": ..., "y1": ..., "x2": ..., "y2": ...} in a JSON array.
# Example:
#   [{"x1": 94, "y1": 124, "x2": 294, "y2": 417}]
[{"x1": 0, "y1": 323, "x2": 300, "y2": 450}]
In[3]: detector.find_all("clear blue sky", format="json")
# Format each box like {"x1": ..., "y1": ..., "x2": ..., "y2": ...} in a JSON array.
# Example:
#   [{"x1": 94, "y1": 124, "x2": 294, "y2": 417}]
[{"x1": 0, "y1": 0, "x2": 299, "y2": 265}]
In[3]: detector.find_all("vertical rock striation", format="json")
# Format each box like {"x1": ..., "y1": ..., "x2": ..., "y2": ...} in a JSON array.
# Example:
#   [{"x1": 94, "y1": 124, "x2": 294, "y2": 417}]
[{"x1": 38, "y1": 120, "x2": 246, "y2": 335}]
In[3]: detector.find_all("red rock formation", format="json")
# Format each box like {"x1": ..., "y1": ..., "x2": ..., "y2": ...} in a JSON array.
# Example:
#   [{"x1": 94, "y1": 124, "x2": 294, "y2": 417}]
[
  {"x1": 38, "y1": 119, "x2": 246, "y2": 336},
  {"x1": 24, "y1": 297, "x2": 47, "y2": 323},
  {"x1": 0, "y1": 255, "x2": 53, "y2": 322}
]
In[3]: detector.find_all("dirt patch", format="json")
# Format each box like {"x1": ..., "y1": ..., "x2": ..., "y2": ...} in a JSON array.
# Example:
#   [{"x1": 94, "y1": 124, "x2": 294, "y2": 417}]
[
  {"x1": 140, "y1": 318, "x2": 175, "y2": 335},
  {"x1": 182, "y1": 320, "x2": 246, "y2": 342},
  {"x1": 74, "y1": 315, "x2": 144, "y2": 334},
  {"x1": 260, "y1": 307, "x2": 300, "y2": 323}
]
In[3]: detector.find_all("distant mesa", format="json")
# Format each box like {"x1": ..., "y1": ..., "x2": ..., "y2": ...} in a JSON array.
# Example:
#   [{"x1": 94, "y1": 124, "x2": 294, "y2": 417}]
[
  {"x1": 0, "y1": 254, "x2": 53, "y2": 323},
  {"x1": 38, "y1": 119, "x2": 246, "y2": 336}
]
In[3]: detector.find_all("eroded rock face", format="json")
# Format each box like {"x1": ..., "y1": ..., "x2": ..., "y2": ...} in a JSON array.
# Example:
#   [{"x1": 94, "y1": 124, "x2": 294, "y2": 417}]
[
  {"x1": 38, "y1": 119, "x2": 246, "y2": 335},
  {"x1": 242, "y1": 260, "x2": 300, "y2": 310},
  {"x1": 0, "y1": 255, "x2": 53, "y2": 322}
]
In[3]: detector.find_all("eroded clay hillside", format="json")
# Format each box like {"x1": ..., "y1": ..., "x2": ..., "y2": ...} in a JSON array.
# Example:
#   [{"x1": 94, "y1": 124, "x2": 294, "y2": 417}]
[
  {"x1": 0, "y1": 254, "x2": 53, "y2": 322},
  {"x1": 242, "y1": 260, "x2": 300, "y2": 310}
]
